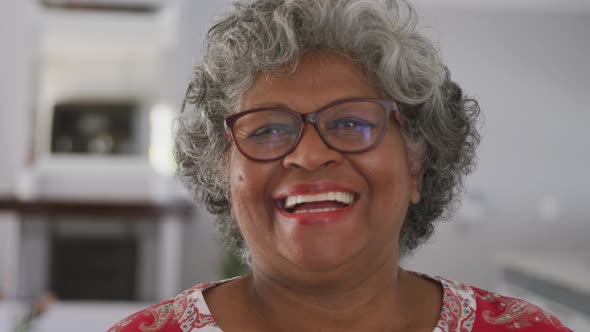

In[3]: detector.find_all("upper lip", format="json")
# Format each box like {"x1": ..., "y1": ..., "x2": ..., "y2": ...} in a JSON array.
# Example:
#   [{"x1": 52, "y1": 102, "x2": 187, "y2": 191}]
[{"x1": 273, "y1": 182, "x2": 359, "y2": 202}]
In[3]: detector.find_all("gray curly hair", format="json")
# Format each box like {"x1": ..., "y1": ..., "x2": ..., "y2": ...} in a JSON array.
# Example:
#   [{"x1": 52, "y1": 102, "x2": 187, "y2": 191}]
[{"x1": 175, "y1": 0, "x2": 481, "y2": 262}]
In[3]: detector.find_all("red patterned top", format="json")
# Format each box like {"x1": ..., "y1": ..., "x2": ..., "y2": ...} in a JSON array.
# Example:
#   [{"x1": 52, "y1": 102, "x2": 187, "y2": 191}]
[{"x1": 107, "y1": 274, "x2": 572, "y2": 332}]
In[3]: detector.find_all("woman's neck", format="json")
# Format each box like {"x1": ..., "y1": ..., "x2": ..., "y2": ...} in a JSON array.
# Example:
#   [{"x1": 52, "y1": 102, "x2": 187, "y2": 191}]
[
  {"x1": 204, "y1": 244, "x2": 442, "y2": 332},
  {"x1": 246, "y1": 254, "x2": 420, "y2": 331}
]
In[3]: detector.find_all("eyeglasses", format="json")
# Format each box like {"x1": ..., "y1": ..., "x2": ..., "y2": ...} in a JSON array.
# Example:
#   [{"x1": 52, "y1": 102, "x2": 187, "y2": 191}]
[{"x1": 224, "y1": 98, "x2": 404, "y2": 162}]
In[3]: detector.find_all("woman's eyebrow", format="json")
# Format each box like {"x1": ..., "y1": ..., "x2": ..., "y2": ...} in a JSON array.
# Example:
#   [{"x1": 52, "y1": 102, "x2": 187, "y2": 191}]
[
  {"x1": 243, "y1": 101, "x2": 293, "y2": 110},
  {"x1": 243, "y1": 95, "x2": 374, "y2": 111}
]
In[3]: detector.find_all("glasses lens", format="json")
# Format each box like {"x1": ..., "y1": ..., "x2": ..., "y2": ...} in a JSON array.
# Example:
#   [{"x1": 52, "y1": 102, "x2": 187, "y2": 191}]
[
  {"x1": 232, "y1": 110, "x2": 300, "y2": 160},
  {"x1": 318, "y1": 101, "x2": 387, "y2": 152}
]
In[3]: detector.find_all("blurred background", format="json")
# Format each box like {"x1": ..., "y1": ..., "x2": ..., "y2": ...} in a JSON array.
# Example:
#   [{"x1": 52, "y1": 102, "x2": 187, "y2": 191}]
[{"x1": 0, "y1": 0, "x2": 588, "y2": 331}]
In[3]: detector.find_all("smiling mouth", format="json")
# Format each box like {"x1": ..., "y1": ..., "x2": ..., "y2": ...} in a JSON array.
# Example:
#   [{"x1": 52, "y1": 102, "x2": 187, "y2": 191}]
[{"x1": 278, "y1": 192, "x2": 357, "y2": 214}]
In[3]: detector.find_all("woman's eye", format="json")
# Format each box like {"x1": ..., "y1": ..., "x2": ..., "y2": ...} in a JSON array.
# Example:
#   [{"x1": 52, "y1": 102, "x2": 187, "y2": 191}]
[
  {"x1": 249, "y1": 124, "x2": 294, "y2": 139},
  {"x1": 328, "y1": 118, "x2": 375, "y2": 130}
]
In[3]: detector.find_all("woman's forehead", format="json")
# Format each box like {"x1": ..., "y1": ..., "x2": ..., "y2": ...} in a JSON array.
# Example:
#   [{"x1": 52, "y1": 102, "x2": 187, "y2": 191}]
[{"x1": 240, "y1": 54, "x2": 378, "y2": 111}]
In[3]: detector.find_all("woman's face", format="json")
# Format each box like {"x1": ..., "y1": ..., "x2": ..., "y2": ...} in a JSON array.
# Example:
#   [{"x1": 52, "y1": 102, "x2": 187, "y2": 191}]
[{"x1": 229, "y1": 54, "x2": 421, "y2": 273}]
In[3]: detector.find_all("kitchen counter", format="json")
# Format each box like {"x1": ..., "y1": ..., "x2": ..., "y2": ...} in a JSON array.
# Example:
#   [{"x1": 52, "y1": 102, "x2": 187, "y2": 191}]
[{"x1": 494, "y1": 252, "x2": 590, "y2": 316}]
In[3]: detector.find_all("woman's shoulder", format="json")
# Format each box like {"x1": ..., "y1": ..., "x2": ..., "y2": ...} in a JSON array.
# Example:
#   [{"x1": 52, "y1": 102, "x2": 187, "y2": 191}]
[
  {"x1": 106, "y1": 298, "x2": 179, "y2": 332},
  {"x1": 107, "y1": 280, "x2": 227, "y2": 332},
  {"x1": 429, "y1": 273, "x2": 573, "y2": 332},
  {"x1": 469, "y1": 284, "x2": 572, "y2": 331}
]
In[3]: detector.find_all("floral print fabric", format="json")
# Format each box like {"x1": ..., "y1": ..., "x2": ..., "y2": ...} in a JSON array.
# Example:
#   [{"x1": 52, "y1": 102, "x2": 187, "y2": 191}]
[{"x1": 108, "y1": 273, "x2": 572, "y2": 332}]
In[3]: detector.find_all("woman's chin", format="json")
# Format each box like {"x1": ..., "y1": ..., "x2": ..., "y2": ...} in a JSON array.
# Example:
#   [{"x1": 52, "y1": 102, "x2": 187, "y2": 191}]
[
  {"x1": 272, "y1": 210, "x2": 369, "y2": 272},
  {"x1": 292, "y1": 257, "x2": 349, "y2": 273},
  {"x1": 278, "y1": 239, "x2": 364, "y2": 273}
]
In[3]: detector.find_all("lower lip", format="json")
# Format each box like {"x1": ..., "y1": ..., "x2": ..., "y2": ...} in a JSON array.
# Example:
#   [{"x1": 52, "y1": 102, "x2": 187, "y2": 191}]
[{"x1": 275, "y1": 201, "x2": 356, "y2": 225}]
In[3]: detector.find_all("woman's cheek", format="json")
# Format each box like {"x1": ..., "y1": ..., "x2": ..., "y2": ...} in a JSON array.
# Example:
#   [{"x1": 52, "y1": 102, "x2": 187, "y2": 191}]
[{"x1": 230, "y1": 159, "x2": 272, "y2": 232}]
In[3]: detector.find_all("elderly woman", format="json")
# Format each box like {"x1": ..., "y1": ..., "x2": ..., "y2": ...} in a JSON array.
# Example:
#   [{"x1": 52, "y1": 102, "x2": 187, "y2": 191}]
[{"x1": 109, "y1": 0, "x2": 571, "y2": 331}]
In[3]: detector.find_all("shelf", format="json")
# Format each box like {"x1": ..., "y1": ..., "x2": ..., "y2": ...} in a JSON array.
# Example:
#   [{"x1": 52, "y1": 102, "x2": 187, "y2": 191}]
[{"x1": 0, "y1": 197, "x2": 193, "y2": 218}]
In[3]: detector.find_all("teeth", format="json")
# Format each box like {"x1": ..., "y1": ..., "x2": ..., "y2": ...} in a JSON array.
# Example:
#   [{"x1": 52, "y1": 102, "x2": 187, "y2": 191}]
[
  {"x1": 284, "y1": 192, "x2": 355, "y2": 209},
  {"x1": 294, "y1": 207, "x2": 341, "y2": 214}
]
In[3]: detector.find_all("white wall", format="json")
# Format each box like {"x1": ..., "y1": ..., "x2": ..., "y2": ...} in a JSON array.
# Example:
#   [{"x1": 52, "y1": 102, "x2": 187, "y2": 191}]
[
  {"x1": 0, "y1": 1, "x2": 38, "y2": 298},
  {"x1": 0, "y1": 0, "x2": 35, "y2": 195},
  {"x1": 406, "y1": 8, "x2": 590, "y2": 289},
  {"x1": 174, "y1": 0, "x2": 232, "y2": 287},
  {"x1": 173, "y1": 0, "x2": 232, "y2": 101},
  {"x1": 422, "y1": 9, "x2": 590, "y2": 222}
]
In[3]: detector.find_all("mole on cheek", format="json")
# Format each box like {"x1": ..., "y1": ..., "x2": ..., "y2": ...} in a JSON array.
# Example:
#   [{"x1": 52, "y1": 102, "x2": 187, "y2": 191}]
[{"x1": 230, "y1": 162, "x2": 245, "y2": 183}]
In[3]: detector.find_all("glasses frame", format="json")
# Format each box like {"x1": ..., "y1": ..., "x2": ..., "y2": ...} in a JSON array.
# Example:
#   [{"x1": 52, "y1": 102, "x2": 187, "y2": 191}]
[{"x1": 224, "y1": 97, "x2": 404, "y2": 162}]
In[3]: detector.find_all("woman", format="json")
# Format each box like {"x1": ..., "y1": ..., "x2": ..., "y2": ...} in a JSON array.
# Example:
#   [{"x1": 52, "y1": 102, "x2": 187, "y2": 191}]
[{"x1": 109, "y1": 0, "x2": 571, "y2": 331}]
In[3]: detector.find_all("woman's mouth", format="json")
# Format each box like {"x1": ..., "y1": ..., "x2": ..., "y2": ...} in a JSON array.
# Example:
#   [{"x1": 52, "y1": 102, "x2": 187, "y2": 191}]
[
  {"x1": 275, "y1": 191, "x2": 358, "y2": 225},
  {"x1": 282, "y1": 192, "x2": 355, "y2": 214}
]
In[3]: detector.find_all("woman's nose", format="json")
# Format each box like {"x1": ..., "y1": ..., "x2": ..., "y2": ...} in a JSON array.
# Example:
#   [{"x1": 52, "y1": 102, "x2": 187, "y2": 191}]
[{"x1": 282, "y1": 123, "x2": 343, "y2": 171}]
